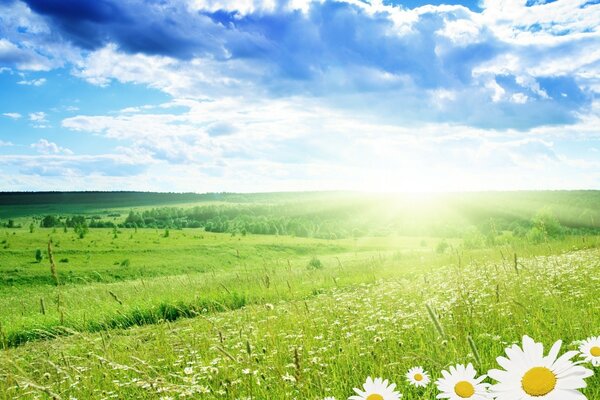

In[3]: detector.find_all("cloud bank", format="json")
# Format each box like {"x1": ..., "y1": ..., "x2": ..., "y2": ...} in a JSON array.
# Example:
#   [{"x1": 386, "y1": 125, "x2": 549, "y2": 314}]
[{"x1": 0, "y1": 0, "x2": 599, "y2": 191}]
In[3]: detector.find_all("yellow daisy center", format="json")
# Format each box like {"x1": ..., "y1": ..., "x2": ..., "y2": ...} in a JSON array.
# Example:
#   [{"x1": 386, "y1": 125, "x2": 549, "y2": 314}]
[
  {"x1": 414, "y1": 373, "x2": 424, "y2": 381},
  {"x1": 591, "y1": 346, "x2": 600, "y2": 357},
  {"x1": 454, "y1": 381, "x2": 475, "y2": 398},
  {"x1": 367, "y1": 394, "x2": 384, "y2": 400},
  {"x1": 521, "y1": 367, "x2": 557, "y2": 396}
]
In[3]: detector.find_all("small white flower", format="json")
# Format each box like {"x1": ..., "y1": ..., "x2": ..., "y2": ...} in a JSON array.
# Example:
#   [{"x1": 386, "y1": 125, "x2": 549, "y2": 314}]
[
  {"x1": 349, "y1": 376, "x2": 402, "y2": 400},
  {"x1": 406, "y1": 366, "x2": 430, "y2": 388},
  {"x1": 435, "y1": 363, "x2": 490, "y2": 399},
  {"x1": 183, "y1": 367, "x2": 193, "y2": 375},
  {"x1": 579, "y1": 335, "x2": 600, "y2": 366}
]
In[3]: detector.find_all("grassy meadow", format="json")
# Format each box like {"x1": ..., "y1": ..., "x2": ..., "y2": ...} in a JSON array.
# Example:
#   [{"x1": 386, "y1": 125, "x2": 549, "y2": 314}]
[{"x1": 0, "y1": 192, "x2": 599, "y2": 399}]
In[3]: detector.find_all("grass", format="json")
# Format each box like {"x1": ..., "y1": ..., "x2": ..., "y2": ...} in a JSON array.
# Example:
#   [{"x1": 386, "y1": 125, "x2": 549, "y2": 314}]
[{"x1": 0, "y1": 225, "x2": 599, "y2": 398}]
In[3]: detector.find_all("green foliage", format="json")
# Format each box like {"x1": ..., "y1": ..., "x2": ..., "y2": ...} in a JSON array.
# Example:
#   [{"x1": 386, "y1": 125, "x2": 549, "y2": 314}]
[
  {"x1": 462, "y1": 227, "x2": 486, "y2": 249},
  {"x1": 34, "y1": 249, "x2": 43, "y2": 263},
  {"x1": 307, "y1": 256, "x2": 324, "y2": 270},
  {"x1": 41, "y1": 215, "x2": 60, "y2": 228},
  {"x1": 435, "y1": 239, "x2": 450, "y2": 254},
  {"x1": 74, "y1": 223, "x2": 88, "y2": 239},
  {"x1": 526, "y1": 226, "x2": 545, "y2": 244},
  {"x1": 531, "y1": 208, "x2": 564, "y2": 238},
  {"x1": 3, "y1": 191, "x2": 600, "y2": 240}
]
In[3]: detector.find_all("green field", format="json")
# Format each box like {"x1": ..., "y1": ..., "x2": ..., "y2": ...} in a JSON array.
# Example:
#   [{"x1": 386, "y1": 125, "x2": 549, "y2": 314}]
[{"x1": 0, "y1": 192, "x2": 599, "y2": 399}]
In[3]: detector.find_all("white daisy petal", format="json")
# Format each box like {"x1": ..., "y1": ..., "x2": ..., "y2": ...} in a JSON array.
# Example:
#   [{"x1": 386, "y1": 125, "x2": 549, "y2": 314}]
[{"x1": 489, "y1": 335, "x2": 594, "y2": 400}]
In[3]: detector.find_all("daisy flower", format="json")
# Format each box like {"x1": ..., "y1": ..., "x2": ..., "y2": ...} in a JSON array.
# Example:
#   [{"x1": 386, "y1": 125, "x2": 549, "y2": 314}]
[
  {"x1": 579, "y1": 336, "x2": 600, "y2": 367},
  {"x1": 349, "y1": 377, "x2": 402, "y2": 400},
  {"x1": 324, "y1": 397, "x2": 336, "y2": 400},
  {"x1": 488, "y1": 335, "x2": 594, "y2": 399},
  {"x1": 406, "y1": 366, "x2": 430, "y2": 388},
  {"x1": 435, "y1": 363, "x2": 490, "y2": 399}
]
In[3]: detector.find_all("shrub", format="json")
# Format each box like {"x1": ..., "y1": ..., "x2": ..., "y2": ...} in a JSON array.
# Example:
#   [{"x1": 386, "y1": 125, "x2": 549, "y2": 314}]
[
  {"x1": 35, "y1": 249, "x2": 43, "y2": 263},
  {"x1": 307, "y1": 257, "x2": 323, "y2": 270},
  {"x1": 436, "y1": 240, "x2": 449, "y2": 254}
]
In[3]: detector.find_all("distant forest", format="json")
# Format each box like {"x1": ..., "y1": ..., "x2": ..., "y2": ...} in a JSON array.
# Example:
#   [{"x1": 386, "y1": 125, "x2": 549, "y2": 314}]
[{"x1": 2, "y1": 191, "x2": 600, "y2": 242}]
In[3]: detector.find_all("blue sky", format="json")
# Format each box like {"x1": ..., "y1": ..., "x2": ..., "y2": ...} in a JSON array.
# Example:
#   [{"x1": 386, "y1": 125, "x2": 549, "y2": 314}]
[{"x1": 0, "y1": 0, "x2": 599, "y2": 192}]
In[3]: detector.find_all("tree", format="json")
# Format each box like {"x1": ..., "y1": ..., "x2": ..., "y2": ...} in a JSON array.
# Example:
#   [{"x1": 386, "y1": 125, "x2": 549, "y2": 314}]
[
  {"x1": 74, "y1": 223, "x2": 89, "y2": 239},
  {"x1": 530, "y1": 209, "x2": 564, "y2": 240},
  {"x1": 41, "y1": 215, "x2": 59, "y2": 228},
  {"x1": 436, "y1": 240, "x2": 450, "y2": 254},
  {"x1": 35, "y1": 249, "x2": 43, "y2": 263}
]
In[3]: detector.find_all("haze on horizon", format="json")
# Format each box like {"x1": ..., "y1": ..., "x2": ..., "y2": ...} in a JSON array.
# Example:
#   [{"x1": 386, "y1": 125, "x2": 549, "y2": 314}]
[{"x1": 0, "y1": 0, "x2": 599, "y2": 193}]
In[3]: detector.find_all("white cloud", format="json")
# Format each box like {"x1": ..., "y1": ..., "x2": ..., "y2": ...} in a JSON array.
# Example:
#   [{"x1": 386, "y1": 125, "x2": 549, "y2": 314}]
[
  {"x1": 0, "y1": 38, "x2": 54, "y2": 71},
  {"x1": 54, "y1": 91, "x2": 600, "y2": 191},
  {"x1": 436, "y1": 17, "x2": 483, "y2": 46},
  {"x1": 28, "y1": 111, "x2": 49, "y2": 128},
  {"x1": 30, "y1": 139, "x2": 73, "y2": 155},
  {"x1": 0, "y1": 140, "x2": 13, "y2": 147},
  {"x1": 29, "y1": 111, "x2": 46, "y2": 121},
  {"x1": 1, "y1": 0, "x2": 600, "y2": 191},
  {"x1": 511, "y1": 92, "x2": 529, "y2": 104},
  {"x1": 17, "y1": 77, "x2": 46, "y2": 86},
  {"x1": 2, "y1": 112, "x2": 22, "y2": 119}
]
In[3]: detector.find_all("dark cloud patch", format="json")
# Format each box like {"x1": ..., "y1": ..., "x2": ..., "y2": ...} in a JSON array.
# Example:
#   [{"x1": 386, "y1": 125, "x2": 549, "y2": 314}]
[
  {"x1": 20, "y1": 0, "x2": 224, "y2": 58},
  {"x1": 208, "y1": 2, "x2": 499, "y2": 91},
  {"x1": 24, "y1": 0, "x2": 121, "y2": 23}
]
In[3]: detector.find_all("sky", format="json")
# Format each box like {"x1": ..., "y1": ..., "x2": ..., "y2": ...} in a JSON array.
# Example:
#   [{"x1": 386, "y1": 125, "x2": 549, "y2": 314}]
[{"x1": 0, "y1": 0, "x2": 599, "y2": 193}]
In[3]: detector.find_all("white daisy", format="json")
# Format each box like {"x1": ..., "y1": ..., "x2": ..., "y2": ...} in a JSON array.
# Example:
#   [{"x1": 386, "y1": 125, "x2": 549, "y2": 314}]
[
  {"x1": 435, "y1": 363, "x2": 490, "y2": 399},
  {"x1": 406, "y1": 366, "x2": 430, "y2": 388},
  {"x1": 349, "y1": 376, "x2": 402, "y2": 400},
  {"x1": 488, "y1": 335, "x2": 594, "y2": 399},
  {"x1": 324, "y1": 397, "x2": 336, "y2": 400},
  {"x1": 579, "y1": 336, "x2": 600, "y2": 367}
]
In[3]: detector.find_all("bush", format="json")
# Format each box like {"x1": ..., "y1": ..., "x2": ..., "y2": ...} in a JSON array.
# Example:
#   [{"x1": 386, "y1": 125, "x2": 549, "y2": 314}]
[
  {"x1": 531, "y1": 209, "x2": 564, "y2": 239},
  {"x1": 35, "y1": 249, "x2": 43, "y2": 263},
  {"x1": 436, "y1": 240, "x2": 450, "y2": 254},
  {"x1": 463, "y1": 227, "x2": 485, "y2": 249},
  {"x1": 307, "y1": 257, "x2": 323, "y2": 270},
  {"x1": 526, "y1": 226, "x2": 545, "y2": 244}
]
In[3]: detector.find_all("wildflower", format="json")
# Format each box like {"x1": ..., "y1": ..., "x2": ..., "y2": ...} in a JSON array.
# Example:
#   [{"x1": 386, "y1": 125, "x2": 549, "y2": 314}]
[
  {"x1": 488, "y1": 335, "x2": 594, "y2": 399},
  {"x1": 435, "y1": 363, "x2": 489, "y2": 399},
  {"x1": 349, "y1": 377, "x2": 402, "y2": 400},
  {"x1": 406, "y1": 366, "x2": 430, "y2": 388},
  {"x1": 579, "y1": 336, "x2": 600, "y2": 366}
]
